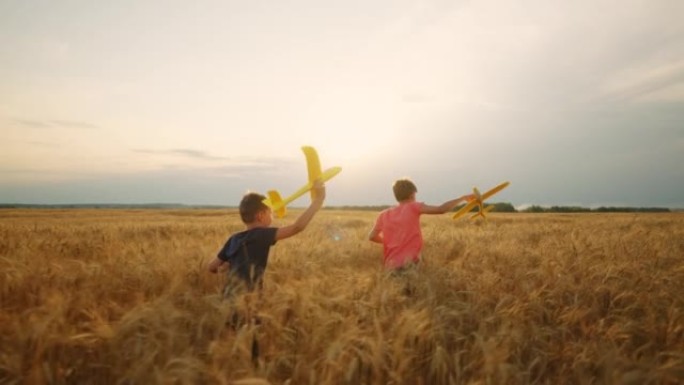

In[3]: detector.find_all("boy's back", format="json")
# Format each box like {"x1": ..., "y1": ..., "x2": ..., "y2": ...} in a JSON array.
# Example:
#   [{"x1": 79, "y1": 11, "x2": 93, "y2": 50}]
[
  {"x1": 375, "y1": 201, "x2": 423, "y2": 269},
  {"x1": 216, "y1": 227, "x2": 277, "y2": 291}
]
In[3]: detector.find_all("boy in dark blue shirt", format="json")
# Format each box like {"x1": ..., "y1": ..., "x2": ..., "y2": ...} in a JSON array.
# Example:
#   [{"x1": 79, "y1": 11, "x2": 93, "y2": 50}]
[{"x1": 208, "y1": 181, "x2": 325, "y2": 293}]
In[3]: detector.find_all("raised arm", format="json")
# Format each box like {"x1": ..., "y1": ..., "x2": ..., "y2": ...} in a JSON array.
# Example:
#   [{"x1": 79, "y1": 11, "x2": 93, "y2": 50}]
[
  {"x1": 275, "y1": 181, "x2": 326, "y2": 241},
  {"x1": 420, "y1": 194, "x2": 475, "y2": 215}
]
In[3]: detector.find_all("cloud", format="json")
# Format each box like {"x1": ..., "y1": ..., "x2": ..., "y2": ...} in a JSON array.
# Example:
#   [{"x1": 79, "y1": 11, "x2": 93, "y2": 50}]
[
  {"x1": 0, "y1": 161, "x2": 309, "y2": 206},
  {"x1": 401, "y1": 93, "x2": 435, "y2": 104},
  {"x1": 383, "y1": 0, "x2": 684, "y2": 111},
  {"x1": 156, "y1": 162, "x2": 291, "y2": 179},
  {"x1": 1, "y1": 154, "x2": 299, "y2": 183},
  {"x1": 131, "y1": 148, "x2": 298, "y2": 168},
  {"x1": 50, "y1": 120, "x2": 100, "y2": 129},
  {"x1": 13, "y1": 119, "x2": 52, "y2": 129},
  {"x1": 0, "y1": 167, "x2": 49, "y2": 175},
  {"x1": 0, "y1": 166, "x2": 84, "y2": 183},
  {"x1": 599, "y1": 59, "x2": 684, "y2": 102},
  {"x1": 27, "y1": 141, "x2": 55, "y2": 147},
  {"x1": 12, "y1": 118, "x2": 100, "y2": 129},
  {"x1": 133, "y1": 148, "x2": 229, "y2": 161}
]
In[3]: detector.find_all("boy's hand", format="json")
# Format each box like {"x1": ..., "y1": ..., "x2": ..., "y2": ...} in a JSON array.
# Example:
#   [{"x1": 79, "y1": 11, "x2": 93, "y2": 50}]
[
  {"x1": 312, "y1": 180, "x2": 326, "y2": 202},
  {"x1": 207, "y1": 258, "x2": 225, "y2": 273},
  {"x1": 275, "y1": 179, "x2": 326, "y2": 241},
  {"x1": 462, "y1": 193, "x2": 476, "y2": 201}
]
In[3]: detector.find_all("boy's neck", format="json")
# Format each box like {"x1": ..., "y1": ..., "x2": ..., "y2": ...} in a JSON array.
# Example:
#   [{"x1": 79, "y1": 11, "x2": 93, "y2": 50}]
[
  {"x1": 398, "y1": 198, "x2": 415, "y2": 204},
  {"x1": 246, "y1": 222, "x2": 268, "y2": 230}
]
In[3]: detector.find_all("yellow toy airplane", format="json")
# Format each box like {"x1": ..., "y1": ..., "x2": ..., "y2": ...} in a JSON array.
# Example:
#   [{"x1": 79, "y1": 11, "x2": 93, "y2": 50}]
[
  {"x1": 262, "y1": 146, "x2": 341, "y2": 218},
  {"x1": 452, "y1": 181, "x2": 510, "y2": 220}
]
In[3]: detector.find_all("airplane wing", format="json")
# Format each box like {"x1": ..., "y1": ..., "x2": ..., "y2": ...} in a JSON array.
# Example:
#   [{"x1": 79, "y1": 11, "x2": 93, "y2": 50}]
[
  {"x1": 469, "y1": 205, "x2": 495, "y2": 220},
  {"x1": 280, "y1": 167, "x2": 341, "y2": 206},
  {"x1": 318, "y1": 166, "x2": 342, "y2": 183},
  {"x1": 452, "y1": 200, "x2": 479, "y2": 219},
  {"x1": 481, "y1": 181, "x2": 510, "y2": 201},
  {"x1": 301, "y1": 146, "x2": 322, "y2": 199},
  {"x1": 262, "y1": 166, "x2": 342, "y2": 217}
]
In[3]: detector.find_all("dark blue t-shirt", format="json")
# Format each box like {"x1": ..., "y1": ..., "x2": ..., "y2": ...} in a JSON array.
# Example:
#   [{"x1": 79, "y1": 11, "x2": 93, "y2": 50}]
[{"x1": 217, "y1": 227, "x2": 277, "y2": 291}]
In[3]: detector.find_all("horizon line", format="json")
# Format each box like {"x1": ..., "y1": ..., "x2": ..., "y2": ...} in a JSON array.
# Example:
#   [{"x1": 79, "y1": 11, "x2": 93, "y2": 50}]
[{"x1": 0, "y1": 203, "x2": 681, "y2": 210}]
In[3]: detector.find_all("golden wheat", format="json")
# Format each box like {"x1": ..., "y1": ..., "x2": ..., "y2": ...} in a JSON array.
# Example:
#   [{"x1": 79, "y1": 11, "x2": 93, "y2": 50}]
[{"x1": 0, "y1": 209, "x2": 682, "y2": 384}]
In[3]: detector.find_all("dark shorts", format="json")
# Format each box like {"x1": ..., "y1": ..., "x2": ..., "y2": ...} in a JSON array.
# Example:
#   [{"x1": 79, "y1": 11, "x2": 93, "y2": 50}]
[
  {"x1": 389, "y1": 260, "x2": 420, "y2": 276},
  {"x1": 222, "y1": 275, "x2": 263, "y2": 299}
]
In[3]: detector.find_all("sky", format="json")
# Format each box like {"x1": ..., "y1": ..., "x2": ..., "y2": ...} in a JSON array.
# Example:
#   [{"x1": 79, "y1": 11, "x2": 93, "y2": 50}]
[{"x1": 1, "y1": 0, "x2": 683, "y2": 208}]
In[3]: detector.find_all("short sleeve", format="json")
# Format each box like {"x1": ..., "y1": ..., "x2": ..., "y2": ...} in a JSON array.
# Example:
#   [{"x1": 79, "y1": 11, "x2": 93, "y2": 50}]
[
  {"x1": 216, "y1": 241, "x2": 231, "y2": 262},
  {"x1": 256, "y1": 227, "x2": 278, "y2": 246}
]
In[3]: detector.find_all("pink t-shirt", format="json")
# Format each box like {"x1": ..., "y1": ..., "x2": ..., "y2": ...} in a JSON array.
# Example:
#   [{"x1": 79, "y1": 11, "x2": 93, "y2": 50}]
[{"x1": 375, "y1": 201, "x2": 423, "y2": 269}]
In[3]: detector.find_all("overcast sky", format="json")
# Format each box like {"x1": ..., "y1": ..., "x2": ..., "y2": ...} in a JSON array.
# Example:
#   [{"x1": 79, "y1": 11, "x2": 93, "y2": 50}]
[{"x1": 1, "y1": 0, "x2": 683, "y2": 208}]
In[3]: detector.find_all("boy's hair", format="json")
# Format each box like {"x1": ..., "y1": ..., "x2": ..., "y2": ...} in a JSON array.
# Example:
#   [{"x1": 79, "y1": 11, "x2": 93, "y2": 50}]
[
  {"x1": 239, "y1": 192, "x2": 268, "y2": 223},
  {"x1": 393, "y1": 178, "x2": 417, "y2": 201}
]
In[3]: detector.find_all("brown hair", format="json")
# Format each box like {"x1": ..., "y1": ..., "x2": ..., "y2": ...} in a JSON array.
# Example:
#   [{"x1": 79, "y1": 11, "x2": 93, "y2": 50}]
[
  {"x1": 239, "y1": 192, "x2": 268, "y2": 223},
  {"x1": 393, "y1": 178, "x2": 417, "y2": 201}
]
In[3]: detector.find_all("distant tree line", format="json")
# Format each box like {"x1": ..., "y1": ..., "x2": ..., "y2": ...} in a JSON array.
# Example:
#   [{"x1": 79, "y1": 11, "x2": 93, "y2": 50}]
[
  {"x1": 328, "y1": 205, "x2": 391, "y2": 211},
  {"x1": 520, "y1": 205, "x2": 670, "y2": 213},
  {"x1": 451, "y1": 203, "x2": 670, "y2": 213},
  {"x1": 0, "y1": 203, "x2": 672, "y2": 213},
  {"x1": 0, "y1": 203, "x2": 229, "y2": 209},
  {"x1": 523, "y1": 205, "x2": 590, "y2": 213}
]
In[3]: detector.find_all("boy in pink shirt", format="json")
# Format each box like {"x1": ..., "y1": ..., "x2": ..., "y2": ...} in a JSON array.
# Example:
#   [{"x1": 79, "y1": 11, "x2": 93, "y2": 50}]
[{"x1": 368, "y1": 178, "x2": 474, "y2": 270}]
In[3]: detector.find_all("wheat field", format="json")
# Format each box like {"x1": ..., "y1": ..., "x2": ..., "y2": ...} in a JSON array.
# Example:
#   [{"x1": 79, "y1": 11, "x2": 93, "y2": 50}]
[{"x1": 0, "y1": 209, "x2": 682, "y2": 384}]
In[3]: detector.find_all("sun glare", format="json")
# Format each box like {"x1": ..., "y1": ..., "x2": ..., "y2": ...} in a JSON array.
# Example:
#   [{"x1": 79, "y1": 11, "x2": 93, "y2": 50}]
[{"x1": 315, "y1": 126, "x2": 393, "y2": 166}]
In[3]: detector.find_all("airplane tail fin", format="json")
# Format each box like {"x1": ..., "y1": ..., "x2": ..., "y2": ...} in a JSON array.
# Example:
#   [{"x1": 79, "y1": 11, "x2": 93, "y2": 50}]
[
  {"x1": 470, "y1": 204, "x2": 495, "y2": 220},
  {"x1": 266, "y1": 190, "x2": 287, "y2": 218},
  {"x1": 473, "y1": 187, "x2": 482, "y2": 200},
  {"x1": 302, "y1": 146, "x2": 322, "y2": 199},
  {"x1": 482, "y1": 204, "x2": 496, "y2": 215}
]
